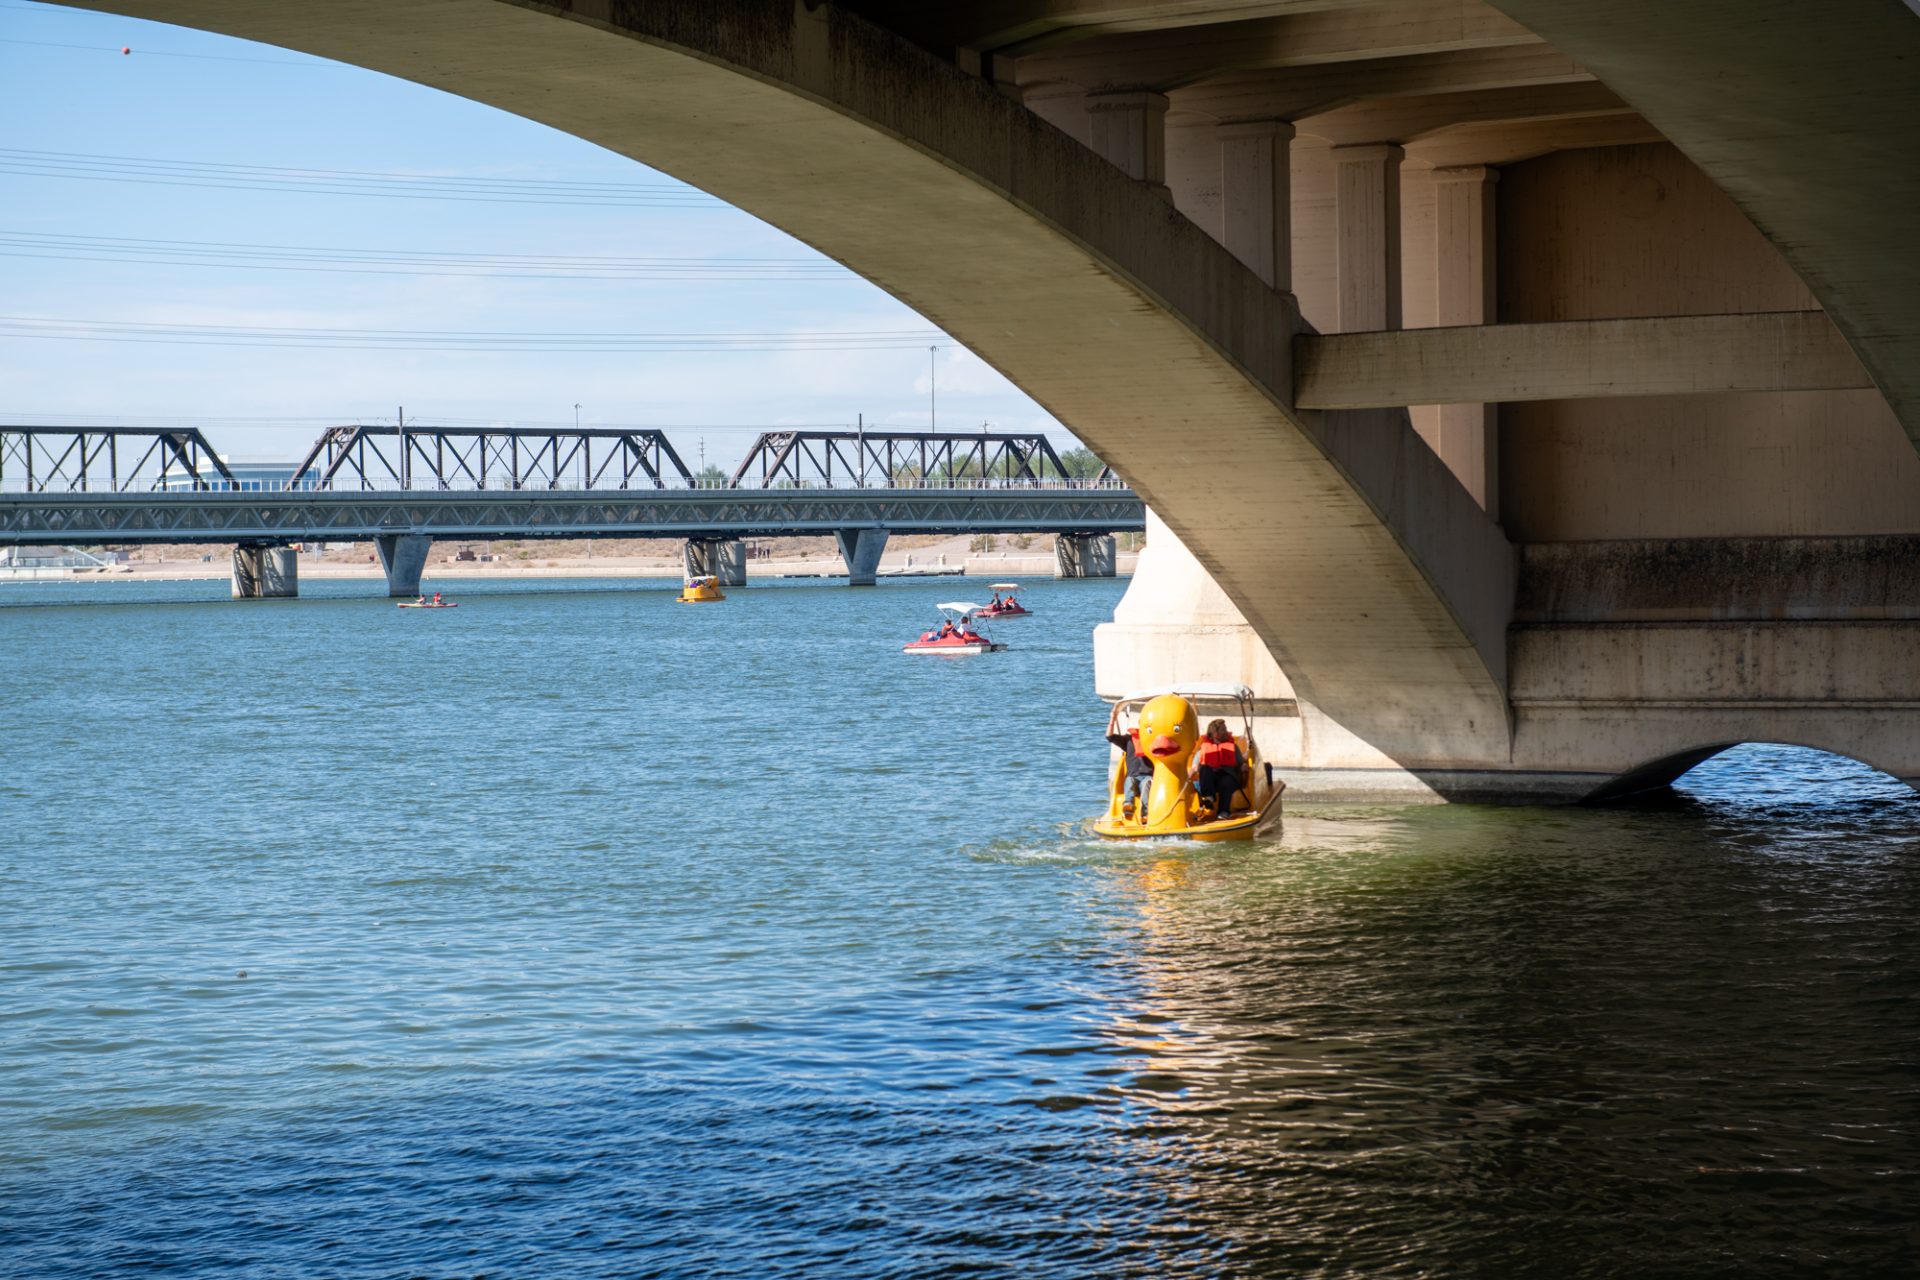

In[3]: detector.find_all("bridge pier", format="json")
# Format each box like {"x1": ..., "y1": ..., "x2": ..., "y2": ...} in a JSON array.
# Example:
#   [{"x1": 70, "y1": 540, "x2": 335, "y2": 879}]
[
  {"x1": 684, "y1": 538, "x2": 746, "y2": 587},
  {"x1": 835, "y1": 528, "x2": 888, "y2": 586},
  {"x1": 1100, "y1": 514, "x2": 1920, "y2": 802},
  {"x1": 230, "y1": 545, "x2": 297, "y2": 599},
  {"x1": 1054, "y1": 534, "x2": 1116, "y2": 578},
  {"x1": 374, "y1": 533, "x2": 431, "y2": 598}
]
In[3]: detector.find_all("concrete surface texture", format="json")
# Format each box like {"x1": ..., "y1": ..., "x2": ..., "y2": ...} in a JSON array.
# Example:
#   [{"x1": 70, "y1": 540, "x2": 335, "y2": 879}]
[{"x1": 71, "y1": 0, "x2": 1920, "y2": 798}]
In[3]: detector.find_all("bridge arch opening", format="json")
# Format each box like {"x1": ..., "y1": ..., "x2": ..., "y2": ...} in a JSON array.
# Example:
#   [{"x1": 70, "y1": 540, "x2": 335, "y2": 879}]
[{"x1": 1587, "y1": 742, "x2": 1920, "y2": 806}]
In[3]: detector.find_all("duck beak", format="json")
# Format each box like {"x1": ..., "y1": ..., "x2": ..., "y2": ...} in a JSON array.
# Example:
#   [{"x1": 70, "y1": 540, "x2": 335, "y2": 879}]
[{"x1": 1147, "y1": 734, "x2": 1179, "y2": 757}]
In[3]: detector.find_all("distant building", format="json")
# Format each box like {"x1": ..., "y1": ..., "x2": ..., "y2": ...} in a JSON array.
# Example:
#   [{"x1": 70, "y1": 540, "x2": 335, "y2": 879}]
[{"x1": 159, "y1": 457, "x2": 299, "y2": 492}]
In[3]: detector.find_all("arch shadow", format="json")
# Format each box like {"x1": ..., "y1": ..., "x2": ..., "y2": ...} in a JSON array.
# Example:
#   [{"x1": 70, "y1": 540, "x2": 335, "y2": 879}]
[{"x1": 1584, "y1": 740, "x2": 1920, "y2": 805}]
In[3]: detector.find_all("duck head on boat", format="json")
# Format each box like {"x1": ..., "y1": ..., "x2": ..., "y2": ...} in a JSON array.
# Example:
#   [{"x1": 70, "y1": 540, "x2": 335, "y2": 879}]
[
  {"x1": 1090, "y1": 683, "x2": 1283, "y2": 841},
  {"x1": 676, "y1": 574, "x2": 726, "y2": 603},
  {"x1": 902, "y1": 602, "x2": 1005, "y2": 654}
]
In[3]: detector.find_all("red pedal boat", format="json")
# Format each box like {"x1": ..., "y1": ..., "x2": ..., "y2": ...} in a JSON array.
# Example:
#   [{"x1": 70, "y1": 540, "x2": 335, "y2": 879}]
[
  {"x1": 903, "y1": 602, "x2": 1005, "y2": 655},
  {"x1": 976, "y1": 583, "x2": 1030, "y2": 617}
]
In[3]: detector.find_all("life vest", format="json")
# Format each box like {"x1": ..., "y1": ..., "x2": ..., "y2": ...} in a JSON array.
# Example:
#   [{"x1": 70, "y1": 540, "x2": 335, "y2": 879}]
[{"x1": 1197, "y1": 739, "x2": 1239, "y2": 769}]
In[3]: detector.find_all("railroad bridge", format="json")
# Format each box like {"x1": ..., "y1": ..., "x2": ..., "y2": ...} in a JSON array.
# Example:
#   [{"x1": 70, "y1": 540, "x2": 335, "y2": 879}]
[{"x1": 48, "y1": 0, "x2": 1920, "y2": 799}]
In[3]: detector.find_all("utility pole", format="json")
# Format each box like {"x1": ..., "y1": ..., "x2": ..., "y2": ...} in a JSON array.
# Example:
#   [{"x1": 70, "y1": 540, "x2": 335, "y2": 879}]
[
  {"x1": 857, "y1": 412, "x2": 866, "y2": 486},
  {"x1": 397, "y1": 405, "x2": 407, "y2": 490},
  {"x1": 929, "y1": 345, "x2": 938, "y2": 433}
]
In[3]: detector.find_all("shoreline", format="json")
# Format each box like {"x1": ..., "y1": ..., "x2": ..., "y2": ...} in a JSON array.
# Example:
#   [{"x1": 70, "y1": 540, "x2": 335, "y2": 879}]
[{"x1": 11, "y1": 552, "x2": 1137, "y2": 583}]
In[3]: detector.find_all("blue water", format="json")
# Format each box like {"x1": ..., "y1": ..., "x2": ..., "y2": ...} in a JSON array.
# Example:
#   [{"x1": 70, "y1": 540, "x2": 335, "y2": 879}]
[{"x1": 3, "y1": 576, "x2": 1917, "y2": 1277}]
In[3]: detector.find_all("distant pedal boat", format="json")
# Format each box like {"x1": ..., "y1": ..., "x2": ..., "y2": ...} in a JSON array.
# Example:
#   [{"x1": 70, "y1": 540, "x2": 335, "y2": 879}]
[
  {"x1": 903, "y1": 602, "x2": 1005, "y2": 654},
  {"x1": 676, "y1": 575, "x2": 726, "y2": 603}
]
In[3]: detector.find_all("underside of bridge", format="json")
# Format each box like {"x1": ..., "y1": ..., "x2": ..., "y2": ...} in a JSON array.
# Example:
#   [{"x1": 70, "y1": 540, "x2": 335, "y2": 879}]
[{"x1": 68, "y1": 0, "x2": 1920, "y2": 798}]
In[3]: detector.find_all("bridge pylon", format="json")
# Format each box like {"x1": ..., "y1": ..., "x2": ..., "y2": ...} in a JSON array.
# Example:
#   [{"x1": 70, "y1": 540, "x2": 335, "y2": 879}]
[
  {"x1": 375, "y1": 534, "x2": 431, "y2": 598},
  {"x1": 835, "y1": 529, "x2": 889, "y2": 587},
  {"x1": 684, "y1": 538, "x2": 746, "y2": 587}
]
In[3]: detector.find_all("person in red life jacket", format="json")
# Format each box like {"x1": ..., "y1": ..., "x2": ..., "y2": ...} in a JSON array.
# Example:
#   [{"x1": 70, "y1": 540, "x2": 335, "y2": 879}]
[
  {"x1": 1191, "y1": 718, "x2": 1243, "y2": 818},
  {"x1": 1105, "y1": 723, "x2": 1155, "y2": 818},
  {"x1": 938, "y1": 618, "x2": 958, "y2": 640}
]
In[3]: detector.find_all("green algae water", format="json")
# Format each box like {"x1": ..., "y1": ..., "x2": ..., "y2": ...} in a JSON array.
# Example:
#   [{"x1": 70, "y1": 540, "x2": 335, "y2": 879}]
[{"x1": 2, "y1": 576, "x2": 1916, "y2": 1277}]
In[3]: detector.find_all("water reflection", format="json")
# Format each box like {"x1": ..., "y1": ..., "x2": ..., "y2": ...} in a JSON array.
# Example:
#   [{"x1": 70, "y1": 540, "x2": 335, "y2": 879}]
[{"x1": 1085, "y1": 750, "x2": 1920, "y2": 1275}]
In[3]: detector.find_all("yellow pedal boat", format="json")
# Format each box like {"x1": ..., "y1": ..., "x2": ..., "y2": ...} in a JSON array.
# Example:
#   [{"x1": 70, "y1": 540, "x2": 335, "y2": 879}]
[
  {"x1": 1091, "y1": 683, "x2": 1284, "y2": 841},
  {"x1": 676, "y1": 574, "x2": 726, "y2": 603}
]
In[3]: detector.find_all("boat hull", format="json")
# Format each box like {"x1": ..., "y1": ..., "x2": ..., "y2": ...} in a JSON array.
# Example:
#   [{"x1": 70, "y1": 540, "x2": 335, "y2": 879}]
[
  {"x1": 1090, "y1": 790, "x2": 1281, "y2": 841},
  {"x1": 902, "y1": 641, "x2": 1002, "y2": 655}
]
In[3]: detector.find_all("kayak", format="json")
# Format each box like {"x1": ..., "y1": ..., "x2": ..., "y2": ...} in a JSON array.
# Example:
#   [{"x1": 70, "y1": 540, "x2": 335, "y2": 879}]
[{"x1": 397, "y1": 601, "x2": 458, "y2": 609}]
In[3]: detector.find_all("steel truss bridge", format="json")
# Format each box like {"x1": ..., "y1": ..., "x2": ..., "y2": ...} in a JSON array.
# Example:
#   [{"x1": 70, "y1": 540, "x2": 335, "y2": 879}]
[{"x1": 0, "y1": 424, "x2": 1141, "y2": 547}]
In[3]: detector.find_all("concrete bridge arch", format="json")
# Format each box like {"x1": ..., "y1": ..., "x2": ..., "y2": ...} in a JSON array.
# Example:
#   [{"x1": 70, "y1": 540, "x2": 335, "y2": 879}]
[
  {"x1": 59, "y1": 0, "x2": 1920, "y2": 800},
  {"x1": 1591, "y1": 738, "x2": 1920, "y2": 804},
  {"x1": 67, "y1": 0, "x2": 1514, "y2": 775}
]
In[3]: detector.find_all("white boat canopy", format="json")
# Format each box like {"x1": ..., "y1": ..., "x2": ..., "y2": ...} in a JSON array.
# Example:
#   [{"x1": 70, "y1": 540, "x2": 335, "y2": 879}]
[
  {"x1": 1115, "y1": 682, "x2": 1255, "y2": 703},
  {"x1": 988, "y1": 582, "x2": 1021, "y2": 591},
  {"x1": 937, "y1": 601, "x2": 985, "y2": 614}
]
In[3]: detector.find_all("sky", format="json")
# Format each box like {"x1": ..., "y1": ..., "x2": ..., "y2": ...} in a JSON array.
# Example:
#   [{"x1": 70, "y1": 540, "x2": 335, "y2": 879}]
[{"x1": 0, "y1": 2, "x2": 1076, "y2": 469}]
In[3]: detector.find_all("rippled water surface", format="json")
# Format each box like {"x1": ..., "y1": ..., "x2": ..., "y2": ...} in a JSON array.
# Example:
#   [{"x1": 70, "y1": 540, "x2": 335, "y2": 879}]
[{"x1": 3, "y1": 575, "x2": 1917, "y2": 1277}]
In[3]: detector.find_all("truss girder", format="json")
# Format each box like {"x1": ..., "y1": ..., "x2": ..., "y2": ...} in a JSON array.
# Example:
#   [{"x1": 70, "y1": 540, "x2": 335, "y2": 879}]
[
  {"x1": 0, "y1": 489, "x2": 1143, "y2": 546},
  {"x1": 0, "y1": 426, "x2": 238, "y2": 493},
  {"x1": 730, "y1": 431, "x2": 1072, "y2": 487},
  {"x1": 285, "y1": 425, "x2": 697, "y2": 491}
]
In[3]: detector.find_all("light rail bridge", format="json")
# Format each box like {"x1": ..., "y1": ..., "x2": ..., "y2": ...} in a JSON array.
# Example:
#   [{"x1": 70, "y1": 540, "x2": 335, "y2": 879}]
[{"x1": 0, "y1": 424, "x2": 1141, "y2": 595}]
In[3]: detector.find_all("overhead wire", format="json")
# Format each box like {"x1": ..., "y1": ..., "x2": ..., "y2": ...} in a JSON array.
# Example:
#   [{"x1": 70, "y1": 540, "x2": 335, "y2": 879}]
[
  {"x1": 0, "y1": 147, "x2": 720, "y2": 207},
  {"x1": 0, "y1": 230, "x2": 854, "y2": 282},
  {"x1": 0, "y1": 315, "x2": 950, "y2": 353}
]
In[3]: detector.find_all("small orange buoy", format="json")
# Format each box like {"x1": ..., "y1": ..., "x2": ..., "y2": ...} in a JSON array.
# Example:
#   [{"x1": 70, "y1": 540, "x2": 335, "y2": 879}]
[{"x1": 121, "y1": 46, "x2": 130, "y2": 55}]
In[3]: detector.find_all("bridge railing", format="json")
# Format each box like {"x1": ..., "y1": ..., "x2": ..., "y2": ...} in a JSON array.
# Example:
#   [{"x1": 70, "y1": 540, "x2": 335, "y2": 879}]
[{"x1": 0, "y1": 474, "x2": 1132, "y2": 494}]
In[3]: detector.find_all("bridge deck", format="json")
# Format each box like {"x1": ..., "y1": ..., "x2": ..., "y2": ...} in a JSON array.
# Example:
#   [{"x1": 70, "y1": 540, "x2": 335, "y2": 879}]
[{"x1": 0, "y1": 487, "x2": 1143, "y2": 546}]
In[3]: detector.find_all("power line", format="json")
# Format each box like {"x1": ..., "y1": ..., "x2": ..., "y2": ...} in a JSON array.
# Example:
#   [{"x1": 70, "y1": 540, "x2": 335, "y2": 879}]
[
  {"x1": 0, "y1": 35, "x2": 344, "y2": 67},
  {"x1": 0, "y1": 230, "x2": 854, "y2": 282},
  {"x1": 0, "y1": 315, "x2": 951, "y2": 353},
  {"x1": 0, "y1": 147, "x2": 719, "y2": 208}
]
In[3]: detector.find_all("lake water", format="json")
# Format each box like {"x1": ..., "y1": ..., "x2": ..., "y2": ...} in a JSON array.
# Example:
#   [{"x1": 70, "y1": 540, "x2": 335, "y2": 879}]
[{"x1": 3, "y1": 575, "x2": 1916, "y2": 1277}]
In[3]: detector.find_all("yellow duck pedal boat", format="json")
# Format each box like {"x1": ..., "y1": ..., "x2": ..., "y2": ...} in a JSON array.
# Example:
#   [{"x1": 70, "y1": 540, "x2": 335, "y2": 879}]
[
  {"x1": 1091, "y1": 683, "x2": 1284, "y2": 842},
  {"x1": 676, "y1": 574, "x2": 726, "y2": 603}
]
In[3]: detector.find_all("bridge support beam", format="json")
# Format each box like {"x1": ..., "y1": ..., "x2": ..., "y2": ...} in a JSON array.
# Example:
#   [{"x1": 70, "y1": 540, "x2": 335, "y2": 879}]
[
  {"x1": 835, "y1": 528, "x2": 888, "y2": 587},
  {"x1": 1054, "y1": 534, "x2": 1117, "y2": 578},
  {"x1": 375, "y1": 533, "x2": 431, "y2": 598},
  {"x1": 231, "y1": 545, "x2": 297, "y2": 599},
  {"x1": 683, "y1": 538, "x2": 746, "y2": 587}
]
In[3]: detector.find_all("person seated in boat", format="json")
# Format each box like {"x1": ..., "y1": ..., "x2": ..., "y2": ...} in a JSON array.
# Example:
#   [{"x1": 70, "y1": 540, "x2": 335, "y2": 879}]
[
  {"x1": 1105, "y1": 724, "x2": 1154, "y2": 817},
  {"x1": 988, "y1": 590, "x2": 1002, "y2": 609},
  {"x1": 431, "y1": 592, "x2": 442, "y2": 605},
  {"x1": 1191, "y1": 718, "x2": 1244, "y2": 818},
  {"x1": 938, "y1": 618, "x2": 958, "y2": 639},
  {"x1": 413, "y1": 594, "x2": 427, "y2": 606}
]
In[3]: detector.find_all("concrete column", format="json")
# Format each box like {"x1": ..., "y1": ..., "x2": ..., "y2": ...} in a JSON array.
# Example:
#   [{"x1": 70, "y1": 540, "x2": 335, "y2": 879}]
[
  {"x1": 259, "y1": 546, "x2": 298, "y2": 598},
  {"x1": 1331, "y1": 143, "x2": 1404, "y2": 332},
  {"x1": 835, "y1": 528, "x2": 889, "y2": 586},
  {"x1": 1165, "y1": 120, "x2": 1224, "y2": 240},
  {"x1": 1431, "y1": 165, "x2": 1500, "y2": 519},
  {"x1": 1217, "y1": 120, "x2": 1294, "y2": 291},
  {"x1": 1054, "y1": 533, "x2": 1117, "y2": 578},
  {"x1": 230, "y1": 546, "x2": 262, "y2": 599},
  {"x1": 1085, "y1": 90, "x2": 1170, "y2": 192},
  {"x1": 684, "y1": 538, "x2": 746, "y2": 586},
  {"x1": 374, "y1": 533, "x2": 432, "y2": 598}
]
